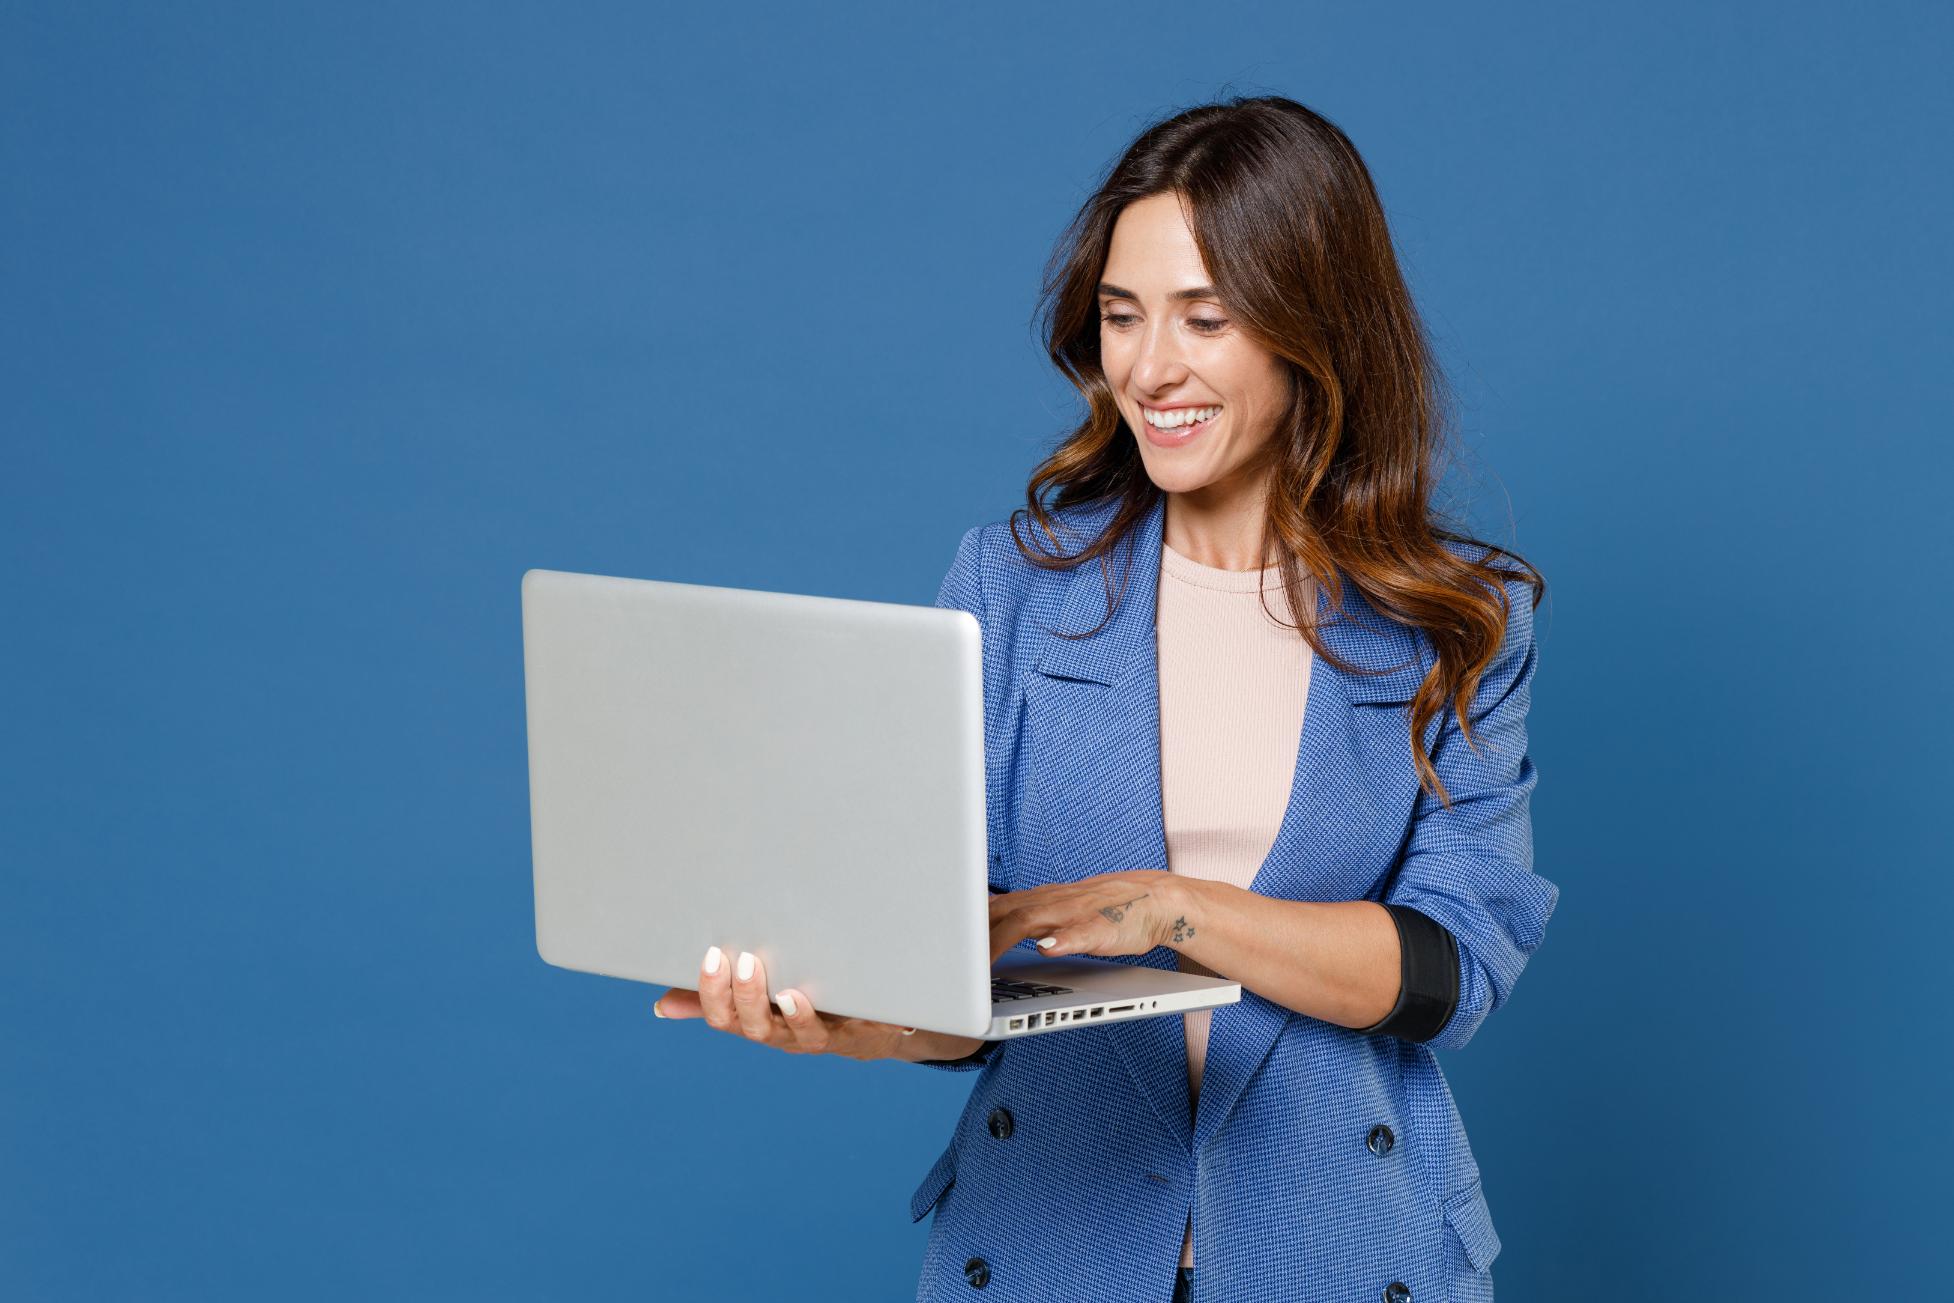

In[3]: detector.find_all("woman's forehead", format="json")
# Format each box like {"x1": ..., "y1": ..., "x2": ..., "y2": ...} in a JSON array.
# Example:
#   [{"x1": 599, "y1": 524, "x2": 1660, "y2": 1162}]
[{"x1": 1101, "y1": 195, "x2": 1214, "y2": 293}]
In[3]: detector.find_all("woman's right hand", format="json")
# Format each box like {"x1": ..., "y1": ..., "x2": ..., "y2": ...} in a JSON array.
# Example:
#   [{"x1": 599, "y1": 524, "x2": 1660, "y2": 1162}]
[{"x1": 652, "y1": 944, "x2": 988, "y2": 1064}]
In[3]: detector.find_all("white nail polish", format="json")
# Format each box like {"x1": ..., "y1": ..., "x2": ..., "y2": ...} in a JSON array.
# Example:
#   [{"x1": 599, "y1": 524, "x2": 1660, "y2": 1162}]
[
  {"x1": 1037, "y1": 936, "x2": 1057, "y2": 949},
  {"x1": 737, "y1": 951, "x2": 755, "y2": 981},
  {"x1": 777, "y1": 991, "x2": 798, "y2": 1016},
  {"x1": 704, "y1": 945, "x2": 722, "y2": 975},
  {"x1": 653, "y1": 1000, "x2": 667, "y2": 1019}
]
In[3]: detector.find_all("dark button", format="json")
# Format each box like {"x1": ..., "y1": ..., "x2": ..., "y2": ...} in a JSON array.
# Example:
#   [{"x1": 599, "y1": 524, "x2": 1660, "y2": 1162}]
[
  {"x1": 1382, "y1": 1283, "x2": 1411, "y2": 1303},
  {"x1": 1367, "y1": 1123, "x2": 1395, "y2": 1156},
  {"x1": 987, "y1": 1107, "x2": 1015, "y2": 1140},
  {"x1": 964, "y1": 1256, "x2": 991, "y2": 1288}
]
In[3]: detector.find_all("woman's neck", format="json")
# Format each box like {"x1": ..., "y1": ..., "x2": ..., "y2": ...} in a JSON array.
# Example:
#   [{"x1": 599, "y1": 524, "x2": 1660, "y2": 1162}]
[{"x1": 1163, "y1": 483, "x2": 1276, "y2": 572}]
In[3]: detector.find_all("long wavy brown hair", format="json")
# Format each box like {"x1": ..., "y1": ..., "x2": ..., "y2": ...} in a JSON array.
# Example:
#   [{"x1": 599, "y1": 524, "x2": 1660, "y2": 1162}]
[{"x1": 1011, "y1": 94, "x2": 1543, "y2": 805}]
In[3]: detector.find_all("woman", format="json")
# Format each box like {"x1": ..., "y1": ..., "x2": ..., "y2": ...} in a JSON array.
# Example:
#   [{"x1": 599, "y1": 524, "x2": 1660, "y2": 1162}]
[{"x1": 653, "y1": 95, "x2": 1558, "y2": 1303}]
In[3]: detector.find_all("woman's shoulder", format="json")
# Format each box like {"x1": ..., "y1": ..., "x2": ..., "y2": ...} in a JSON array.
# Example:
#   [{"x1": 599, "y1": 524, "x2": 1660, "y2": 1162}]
[
  {"x1": 1430, "y1": 532, "x2": 1541, "y2": 652},
  {"x1": 933, "y1": 500, "x2": 1124, "y2": 684},
  {"x1": 955, "y1": 498, "x2": 1124, "y2": 598}
]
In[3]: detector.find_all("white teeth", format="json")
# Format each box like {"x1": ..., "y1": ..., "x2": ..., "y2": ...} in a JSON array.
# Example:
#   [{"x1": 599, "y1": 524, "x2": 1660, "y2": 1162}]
[{"x1": 1142, "y1": 404, "x2": 1221, "y2": 429}]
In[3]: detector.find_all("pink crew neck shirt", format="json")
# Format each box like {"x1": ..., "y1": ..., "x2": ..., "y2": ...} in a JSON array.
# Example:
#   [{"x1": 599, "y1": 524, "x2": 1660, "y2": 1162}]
[{"x1": 1155, "y1": 539, "x2": 1313, "y2": 1269}]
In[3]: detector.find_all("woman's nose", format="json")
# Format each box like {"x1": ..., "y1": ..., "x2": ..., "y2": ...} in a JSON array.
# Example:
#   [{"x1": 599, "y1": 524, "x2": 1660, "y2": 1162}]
[{"x1": 1131, "y1": 322, "x2": 1190, "y2": 389}]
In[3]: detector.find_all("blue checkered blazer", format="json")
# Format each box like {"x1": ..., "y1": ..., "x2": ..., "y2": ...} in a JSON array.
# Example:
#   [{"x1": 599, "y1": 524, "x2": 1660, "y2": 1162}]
[{"x1": 906, "y1": 491, "x2": 1558, "y2": 1303}]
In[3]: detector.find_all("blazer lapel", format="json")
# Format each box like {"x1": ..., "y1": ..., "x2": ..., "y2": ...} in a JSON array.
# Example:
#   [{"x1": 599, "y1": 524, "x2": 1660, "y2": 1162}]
[{"x1": 1189, "y1": 575, "x2": 1430, "y2": 1152}]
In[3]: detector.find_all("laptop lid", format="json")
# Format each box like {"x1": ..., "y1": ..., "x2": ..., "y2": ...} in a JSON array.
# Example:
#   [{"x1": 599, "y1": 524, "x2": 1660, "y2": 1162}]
[{"x1": 521, "y1": 568, "x2": 996, "y2": 1037}]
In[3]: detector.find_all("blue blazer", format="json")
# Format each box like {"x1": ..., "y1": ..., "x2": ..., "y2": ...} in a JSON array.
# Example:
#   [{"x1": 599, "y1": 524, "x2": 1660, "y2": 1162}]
[{"x1": 906, "y1": 492, "x2": 1559, "y2": 1303}]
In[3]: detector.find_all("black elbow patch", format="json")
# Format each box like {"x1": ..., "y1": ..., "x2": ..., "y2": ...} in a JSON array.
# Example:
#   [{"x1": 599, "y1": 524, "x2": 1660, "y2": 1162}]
[{"x1": 1357, "y1": 905, "x2": 1461, "y2": 1043}]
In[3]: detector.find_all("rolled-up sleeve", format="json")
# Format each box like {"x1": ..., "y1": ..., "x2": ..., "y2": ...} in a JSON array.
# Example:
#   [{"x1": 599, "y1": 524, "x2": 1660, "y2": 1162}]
[
  {"x1": 1355, "y1": 903, "x2": 1461, "y2": 1043},
  {"x1": 1371, "y1": 578, "x2": 1559, "y2": 1052}
]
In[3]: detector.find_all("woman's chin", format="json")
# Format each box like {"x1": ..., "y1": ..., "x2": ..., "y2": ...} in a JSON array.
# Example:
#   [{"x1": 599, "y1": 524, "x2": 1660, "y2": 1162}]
[{"x1": 1136, "y1": 452, "x2": 1226, "y2": 497}]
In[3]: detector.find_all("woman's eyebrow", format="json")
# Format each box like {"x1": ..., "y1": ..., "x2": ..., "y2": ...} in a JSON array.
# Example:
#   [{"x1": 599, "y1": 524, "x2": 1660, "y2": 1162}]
[{"x1": 1097, "y1": 282, "x2": 1219, "y2": 303}]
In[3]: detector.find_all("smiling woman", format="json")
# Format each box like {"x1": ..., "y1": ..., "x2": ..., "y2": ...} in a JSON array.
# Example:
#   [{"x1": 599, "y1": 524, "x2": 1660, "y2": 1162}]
[
  {"x1": 897, "y1": 94, "x2": 1558, "y2": 1303},
  {"x1": 650, "y1": 92, "x2": 1557, "y2": 1303}
]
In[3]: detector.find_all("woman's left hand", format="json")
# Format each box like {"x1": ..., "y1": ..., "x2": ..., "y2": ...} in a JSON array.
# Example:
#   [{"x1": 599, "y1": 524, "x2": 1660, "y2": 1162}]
[{"x1": 987, "y1": 869, "x2": 1193, "y2": 963}]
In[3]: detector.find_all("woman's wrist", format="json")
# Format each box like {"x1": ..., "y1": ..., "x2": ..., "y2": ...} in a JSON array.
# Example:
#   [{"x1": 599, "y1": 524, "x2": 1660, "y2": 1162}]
[
  {"x1": 1155, "y1": 873, "x2": 1208, "y2": 951},
  {"x1": 896, "y1": 1030, "x2": 987, "y2": 1064}
]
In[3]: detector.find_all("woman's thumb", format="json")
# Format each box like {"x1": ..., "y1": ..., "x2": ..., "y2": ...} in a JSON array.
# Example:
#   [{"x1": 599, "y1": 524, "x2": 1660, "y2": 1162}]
[{"x1": 652, "y1": 989, "x2": 703, "y2": 1019}]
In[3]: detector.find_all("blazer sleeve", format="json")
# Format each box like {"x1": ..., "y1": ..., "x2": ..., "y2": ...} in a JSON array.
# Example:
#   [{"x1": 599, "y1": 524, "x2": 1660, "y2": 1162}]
[
  {"x1": 904, "y1": 524, "x2": 1004, "y2": 1073},
  {"x1": 1371, "y1": 577, "x2": 1559, "y2": 1052}
]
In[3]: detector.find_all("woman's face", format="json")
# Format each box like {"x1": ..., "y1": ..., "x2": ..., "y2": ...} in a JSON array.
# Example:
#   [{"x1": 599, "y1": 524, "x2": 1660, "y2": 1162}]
[{"x1": 1098, "y1": 191, "x2": 1290, "y2": 501}]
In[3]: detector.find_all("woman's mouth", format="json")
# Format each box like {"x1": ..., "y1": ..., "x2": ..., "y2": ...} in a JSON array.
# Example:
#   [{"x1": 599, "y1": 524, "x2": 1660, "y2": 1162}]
[{"x1": 1140, "y1": 403, "x2": 1221, "y2": 448}]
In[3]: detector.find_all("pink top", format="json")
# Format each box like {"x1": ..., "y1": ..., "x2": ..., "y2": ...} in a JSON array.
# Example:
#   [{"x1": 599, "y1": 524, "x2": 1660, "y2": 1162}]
[{"x1": 1156, "y1": 539, "x2": 1313, "y2": 1268}]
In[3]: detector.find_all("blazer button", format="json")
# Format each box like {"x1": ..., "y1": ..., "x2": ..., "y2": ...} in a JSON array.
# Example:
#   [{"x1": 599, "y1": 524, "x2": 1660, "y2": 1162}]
[
  {"x1": 987, "y1": 1107, "x2": 1015, "y2": 1140},
  {"x1": 964, "y1": 1256, "x2": 991, "y2": 1288},
  {"x1": 1367, "y1": 1123, "x2": 1395, "y2": 1156},
  {"x1": 1381, "y1": 1282, "x2": 1412, "y2": 1303}
]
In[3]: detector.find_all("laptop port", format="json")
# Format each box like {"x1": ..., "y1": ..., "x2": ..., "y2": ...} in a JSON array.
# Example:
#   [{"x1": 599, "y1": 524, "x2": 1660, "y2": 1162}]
[
  {"x1": 1043, "y1": 1011, "x2": 1056, "y2": 1026},
  {"x1": 1008, "y1": 1017, "x2": 1024, "y2": 1030},
  {"x1": 1106, "y1": 1004, "x2": 1134, "y2": 1014},
  {"x1": 1089, "y1": 1007, "x2": 1104, "y2": 1017}
]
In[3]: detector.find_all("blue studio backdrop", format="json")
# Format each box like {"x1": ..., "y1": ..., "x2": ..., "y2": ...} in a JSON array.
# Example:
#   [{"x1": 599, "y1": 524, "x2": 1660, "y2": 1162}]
[{"x1": 3, "y1": 3, "x2": 1949, "y2": 1299}]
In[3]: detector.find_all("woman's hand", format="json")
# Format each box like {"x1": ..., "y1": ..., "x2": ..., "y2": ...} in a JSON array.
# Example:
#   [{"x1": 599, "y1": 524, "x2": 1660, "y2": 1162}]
[
  {"x1": 652, "y1": 945, "x2": 986, "y2": 1064},
  {"x1": 988, "y1": 869, "x2": 1191, "y2": 962}
]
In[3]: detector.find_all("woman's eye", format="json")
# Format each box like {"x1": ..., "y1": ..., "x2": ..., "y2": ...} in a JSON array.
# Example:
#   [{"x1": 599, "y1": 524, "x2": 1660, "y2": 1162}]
[{"x1": 1098, "y1": 312, "x2": 1227, "y2": 333}]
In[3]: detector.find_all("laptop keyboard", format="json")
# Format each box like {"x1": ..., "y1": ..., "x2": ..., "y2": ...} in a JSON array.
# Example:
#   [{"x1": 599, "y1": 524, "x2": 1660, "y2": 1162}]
[{"x1": 991, "y1": 977, "x2": 1075, "y2": 1002}]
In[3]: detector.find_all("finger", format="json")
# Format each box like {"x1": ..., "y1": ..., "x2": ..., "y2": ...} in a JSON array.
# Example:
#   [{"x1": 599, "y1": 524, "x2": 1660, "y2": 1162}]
[
  {"x1": 773, "y1": 989, "x2": 831, "y2": 1053},
  {"x1": 987, "y1": 884, "x2": 1051, "y2": 928},
  {"x1": 699, "y1": 945, "x2": 737, "y2": 1031},
  {"x1": 730, "y1": 950, "x2": 779, "y2": 1042},
  {"x1": 990, "y1": 906, "x2": 1054, "y2": 964},
  {"x1": 1026, "y1": 923, "x2": 1090, "y2": 957},
  {"x1": 988, "y1": 891, "x2": 1011, "y2": 926},
  {"x1": 654, "y1": 987, "x2": 703, "y2": 1019},
  {"x1": 989, "y1": 908, "x2": 1026, "y2": 962}
]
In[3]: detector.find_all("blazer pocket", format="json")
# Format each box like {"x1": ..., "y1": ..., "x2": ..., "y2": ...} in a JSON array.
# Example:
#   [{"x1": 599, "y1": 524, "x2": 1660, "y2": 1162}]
[
  {"x1": 1442, "y1": 1178, "x2": 1503, "y2": 1273},
  {"x1": 908, "y1": 1141, "x2": 958, "y2": 1223}
]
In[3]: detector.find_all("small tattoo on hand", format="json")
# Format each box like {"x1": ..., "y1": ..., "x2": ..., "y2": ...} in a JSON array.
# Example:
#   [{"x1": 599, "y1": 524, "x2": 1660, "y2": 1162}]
[
  {"x1": 1101, "y1": 893, "x2": 1149, "y2": 924},
  {"x1": 1171, "y1": 915, "x2": 1196, "y2": 942}
]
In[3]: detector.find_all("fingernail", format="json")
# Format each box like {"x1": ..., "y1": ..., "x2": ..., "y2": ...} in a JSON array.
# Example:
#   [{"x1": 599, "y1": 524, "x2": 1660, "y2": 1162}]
[
  {"x1": 653, "y1": 999, "x2": 667, "y2": 1018},
  {"x1": 704, "y1": 945, "x2": 723, "y2": 975},
  {"x1": 1036, "y1": 936, "x2": 1057, "y2": 949},
  {"x1": 777, "y1": 991, "x2": 798, "y2": 1016},
  {"x1": 736, "y1": 951, "x2": 755, "y2": 981}
]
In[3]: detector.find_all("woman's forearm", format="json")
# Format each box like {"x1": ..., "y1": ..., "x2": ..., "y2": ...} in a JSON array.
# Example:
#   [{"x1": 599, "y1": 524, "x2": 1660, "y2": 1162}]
[{"x1": 1158, "y1": 876, "x2": 1402, "y2": 1030}]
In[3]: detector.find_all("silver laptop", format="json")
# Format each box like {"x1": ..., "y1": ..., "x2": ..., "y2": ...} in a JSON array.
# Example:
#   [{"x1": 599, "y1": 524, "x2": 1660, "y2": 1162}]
[{"x1": 520, "y1": 566, "x2": 1240, "y2": 1042}]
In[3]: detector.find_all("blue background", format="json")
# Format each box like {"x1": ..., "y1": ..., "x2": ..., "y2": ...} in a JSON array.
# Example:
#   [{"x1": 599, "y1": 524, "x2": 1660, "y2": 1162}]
[{"x1": 4, "y1": 2, "x2": 1948, "y2": 1298}]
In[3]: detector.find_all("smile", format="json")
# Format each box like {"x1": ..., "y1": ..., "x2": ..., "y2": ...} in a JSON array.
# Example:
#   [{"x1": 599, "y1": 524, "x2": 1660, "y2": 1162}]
[{"x1": 1140, "y1": 404, "x2": 1220, "y2": 448}]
